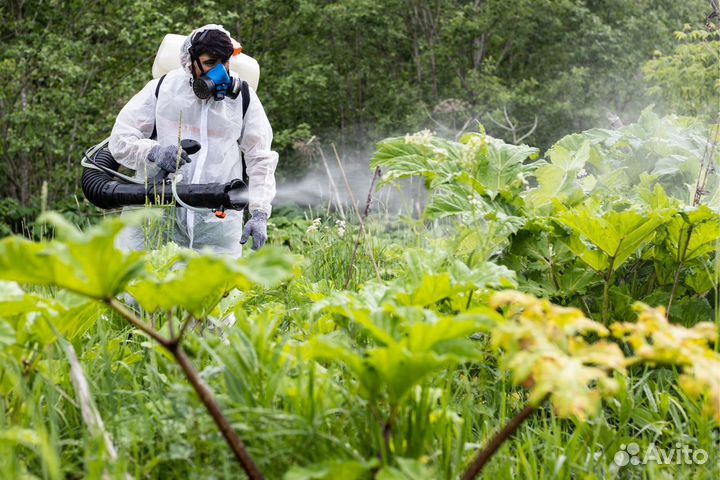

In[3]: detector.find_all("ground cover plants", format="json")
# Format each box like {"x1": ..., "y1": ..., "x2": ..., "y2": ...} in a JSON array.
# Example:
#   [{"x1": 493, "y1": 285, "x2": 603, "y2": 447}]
[{"x1": 1, "y1": 108, "x2": 720, "y2": 479}]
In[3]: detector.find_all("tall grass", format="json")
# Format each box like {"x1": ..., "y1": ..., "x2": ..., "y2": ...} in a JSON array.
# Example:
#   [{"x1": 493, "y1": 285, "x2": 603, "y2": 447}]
[{"x1": 3, "y1": 205, "x2": 720, "y2": 478}]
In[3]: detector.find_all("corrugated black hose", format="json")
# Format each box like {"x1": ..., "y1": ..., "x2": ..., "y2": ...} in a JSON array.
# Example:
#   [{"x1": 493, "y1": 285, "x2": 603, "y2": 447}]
[{"x1": 81, "y1": 141, "x2": 248, "y2": 212}]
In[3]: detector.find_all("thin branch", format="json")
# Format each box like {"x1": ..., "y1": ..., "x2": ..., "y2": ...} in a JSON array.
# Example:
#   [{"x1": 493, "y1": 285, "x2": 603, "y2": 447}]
[
  {"x1": 606, "y1": 111, "x2": 624, "y2": 130},
  {"x1": 502, "y1": 106, "x2": 515, "y2": 133},
  {"x1": 332, "y1": 143, "x2": 360, "y2": 211},
  {"x1": 515, "y1": 116, "x2": 538, "y2": 143},
  {"x1": 167, "y1": 308, "x2": 176, "y2": 339},
  {"x1": 486, "y1": 113, "x2": 514, "y2": 132},
  {"x1": 461, "y1": 395, "x2": 547, "y2": 480},
  {"x1": 331, "y1": 144, "x2": 382, "y2": 285},
  {"x1": 106, "y1": 297, "x2": 264, "y2": 479},
  {"x1": 454, "y1": 113, "x2": 482, "y2": 141},
  {"x1": 423, "y1": 106, "x2": 445, "y2": 130},
  {"x1": 106, "y1": 298, "x2": 170, "y2": 348},
  {"x1": 381, "y1": 406, "x2": 397, "y2": 462},
  {"x1": 175, "y1": 312, "x2": 196, "y2": 344},
  {"x1": 344, "y1": 166, "x2": 383, "y2": 289},
  {"x1": 693, "y1": 119, "x2": 719, "y2": 206},
  {"x1": 667, "y1": 225, "x2": 694, "y2": 318},
  {"x1": 668, "y1": 120, "x2": 720, "y2": 315},
  {"x1": 488, "y1": 108, "x2": 538, "y2": 144},
  {"x1": 707, "y1": 0, "x2": 720, "y2": 29},
  {"x1": 317, "y1": 147, "x2": 346, "y2": 219},
  {"x1": 172, "y1": 347, "x2": 264, "y2": 479}
]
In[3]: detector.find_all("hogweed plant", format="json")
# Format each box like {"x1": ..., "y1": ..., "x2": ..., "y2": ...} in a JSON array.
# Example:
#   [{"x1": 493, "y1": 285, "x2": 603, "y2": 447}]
[
  {"x1": 612, "y1": 303, "x2": 720, "y2": 422},
  {"x1": 3, "y1": 112, "x2": 719, "y2": 478},
  {"x1": 0, "y1": 211, "x2": 295, "y2": 479},
  {"x1": 461, "y1": 292, "x2": 720, "y2": 478}
]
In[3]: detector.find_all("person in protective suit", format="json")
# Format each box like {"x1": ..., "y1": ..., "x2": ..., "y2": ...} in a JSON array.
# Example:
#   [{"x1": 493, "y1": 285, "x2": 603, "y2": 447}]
[{"x1": 110, "y1": 24, "x2": 277, "y2": 256}]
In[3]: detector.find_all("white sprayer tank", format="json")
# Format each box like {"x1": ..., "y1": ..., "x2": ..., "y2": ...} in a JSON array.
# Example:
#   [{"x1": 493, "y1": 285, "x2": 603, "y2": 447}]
[{"x1": 151, "y1": 33, "x2": 260, "y2": 91}]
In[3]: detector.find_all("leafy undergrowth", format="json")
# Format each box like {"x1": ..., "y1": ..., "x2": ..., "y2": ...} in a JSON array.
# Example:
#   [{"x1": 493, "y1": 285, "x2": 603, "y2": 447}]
[{"x1": 2, "y1": 111, "x2": 720, "y2": 479}]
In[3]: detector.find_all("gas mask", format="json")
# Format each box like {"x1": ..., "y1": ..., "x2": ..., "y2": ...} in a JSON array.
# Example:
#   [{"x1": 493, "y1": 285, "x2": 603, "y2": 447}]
[{"x1": 193, "y1": 63, "x2": 242, "y2": 101}]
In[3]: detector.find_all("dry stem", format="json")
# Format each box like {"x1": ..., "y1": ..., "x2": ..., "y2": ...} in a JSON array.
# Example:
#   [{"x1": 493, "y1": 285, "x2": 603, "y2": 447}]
[{"x1": 106, "y1": 299, "x2": 264, "y2": 479}]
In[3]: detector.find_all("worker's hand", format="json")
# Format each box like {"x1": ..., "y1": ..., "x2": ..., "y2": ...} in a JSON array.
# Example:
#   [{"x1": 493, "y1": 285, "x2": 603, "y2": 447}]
[
  {"x1": 147, "y1": 144, "x2": 191, "y2": 173},
  {"x1": 239, "y1": 211, "x2": 268, "y2": 250}
]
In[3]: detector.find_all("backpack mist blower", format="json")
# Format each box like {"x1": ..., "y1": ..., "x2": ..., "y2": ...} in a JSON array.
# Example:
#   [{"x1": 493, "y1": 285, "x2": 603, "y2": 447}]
[
  {"x1": 80, "y1": 139, "x2": 249, "y2": 217},
  {"x1": 81, "y1": 32, "x2": 259, "y2": 217}
]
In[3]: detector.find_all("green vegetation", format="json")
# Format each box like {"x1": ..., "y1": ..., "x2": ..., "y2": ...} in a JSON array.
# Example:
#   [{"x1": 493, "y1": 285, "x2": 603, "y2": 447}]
[
  {"x1": 2, "y1": 107, "x2": 720, "y2": 478},
  {"x1": 2, "y1": 1, "x2": 720, "y2": 478},
  {"x1": 0, "y1": 0, "x2": 710, "y2": 212}
]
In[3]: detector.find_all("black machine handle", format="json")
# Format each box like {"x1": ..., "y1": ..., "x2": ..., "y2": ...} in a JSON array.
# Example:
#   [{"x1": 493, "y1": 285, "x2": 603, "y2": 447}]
[
  {"x1": 182, "y1": 139, "x2": 202, "y2": 155},
  {"x1": 148, "y1": 139, "x2": 203, "y2": 188}
]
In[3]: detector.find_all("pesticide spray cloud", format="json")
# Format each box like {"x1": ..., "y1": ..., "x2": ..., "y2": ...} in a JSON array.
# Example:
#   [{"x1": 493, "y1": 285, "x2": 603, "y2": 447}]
[{"x1": 273, "y1": 143, "x2": 426, "y2": 218}]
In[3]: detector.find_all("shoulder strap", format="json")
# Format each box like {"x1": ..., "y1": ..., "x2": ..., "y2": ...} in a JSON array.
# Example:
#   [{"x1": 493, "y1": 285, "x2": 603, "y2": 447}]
[
  {"x1": 241, "y1": 80, "x2": 250, "y2": 119},
  {"x1": 150, "y1": 74, "x2": 167, "y2": 140},
  {"x1": 155, "y1": 74, "x2": 167, "y2": 98},
  {"x1": 240, "y1": 80, "x2": 251, "y2": 191}
]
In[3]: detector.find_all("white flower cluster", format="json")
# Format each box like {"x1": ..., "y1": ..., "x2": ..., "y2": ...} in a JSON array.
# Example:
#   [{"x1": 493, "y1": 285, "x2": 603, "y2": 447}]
[
  {"x1": 466, "y1": 194, "x2": 485, "y2": 210},
  {"x1": 306, "y1": 217, "x2": 322, "y2": 235},
  {"x1": 464, "y1": 134, "x2": 487, "y2": 150},
  {"x1": 336, "y1": 219, "x2": 346, "y2": 238},
  {"x1": 404, "y1": 129, "x2": 435, "y2": 145},
  {"x1": 433, "y1": 98, "x2": 470, "y2": 115}
]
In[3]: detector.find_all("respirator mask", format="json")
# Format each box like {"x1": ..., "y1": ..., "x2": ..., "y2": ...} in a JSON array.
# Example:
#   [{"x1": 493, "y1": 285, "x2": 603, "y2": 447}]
[
  {"x1": 192, "y1": 63, "x2": 241, "y2": 101},
  {"x1": 189, "y1": 28, "x2": 241, "y2": 101}
]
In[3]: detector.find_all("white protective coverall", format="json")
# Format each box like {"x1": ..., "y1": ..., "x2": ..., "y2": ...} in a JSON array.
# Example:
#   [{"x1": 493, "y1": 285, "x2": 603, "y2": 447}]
[{"x1": 110, "y1": 24, "x2": 277, "y2": 257}]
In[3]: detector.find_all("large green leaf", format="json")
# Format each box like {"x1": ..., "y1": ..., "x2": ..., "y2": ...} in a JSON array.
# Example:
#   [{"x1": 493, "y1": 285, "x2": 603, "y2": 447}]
[
  {"x1": 0, "y1": 211, "x2": 150, "y2": 299},
  {"x1": 0, "y1": 281, "x2": 97, "y2": 346},
  {"x1": 665, "y1": 205, "x2": 720, "y2": 262},
  {"x1": 396, "y1": 273, "x2": 461, "y2": 307},
  {"x1": 557, "y1": 205, "x2": 668, "y2": 270},
  {"x1": 448, "y1": 260, "x2": 517, "y2": 290},
  {"x1": 323, "y1": 302, "x2": 396, "y2": 346},
  {"x1": 525, "y1": 139, "x2": 593, "y2": 210},
  {"x1": 475, "y1": 138, "x2": 538, "y2": 199},
  {"x1": 404, "y1": 317, "x2": 483, "y2": 355},
  {"x1": 423, "y1": 184, "x2": 477, "y2": 220},
  {"x1": 306, "y1": 335, "x2": 373, "y2": 394},
  {"x1": 685, "y1": 264, "x2": 715, "y2": 295},
  {"x1": 557, "y1": 267, "x2": 599, "y2": 295},
  {"x1": 372, "y1": 143, "x2": 438, "y2": 185},
  {"x1": 128, "y1": 246, "x2": 295, "y2": 317},
  {"x1": 370, "y1": 131, "x2": 537, "y2": 221},
  {"x1": 311, "y1": 295, "x2": 484, "y2": 403},
  {"x1": 564, "y1": 234, "x2": 610, "y2": 272},
  {"x1": 365, "y1": 346, "x2": 461, "y2": 404},
  {"x1": 370, "y1": 135, "x2": 462, "y2": 187},
  {"x1": 608, "y1": 210, "x2": 669, "y2": 267},
  {"x1": 556, "y1": 205, "x2": 622, "y2": 257},
  {"x1": 310, "y1": 315, "x2": 483, "y2": 403}
]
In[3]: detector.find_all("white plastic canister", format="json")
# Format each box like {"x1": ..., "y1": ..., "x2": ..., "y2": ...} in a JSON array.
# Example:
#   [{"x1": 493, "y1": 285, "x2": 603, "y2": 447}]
[{"x1": 151, "y1": 33, "x2": 260, "y2": 91}]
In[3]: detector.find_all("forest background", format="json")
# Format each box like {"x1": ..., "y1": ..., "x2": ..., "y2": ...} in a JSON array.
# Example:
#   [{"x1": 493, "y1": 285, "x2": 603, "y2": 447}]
[{"x1": 0, "y1": 0, "x2": 714, "y2": 230}]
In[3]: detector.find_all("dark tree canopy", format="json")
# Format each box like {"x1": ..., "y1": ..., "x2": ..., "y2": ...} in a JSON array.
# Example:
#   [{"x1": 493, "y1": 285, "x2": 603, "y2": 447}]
[{"x1": 0, "y1": 0, "x2": 710, "y2": 209}]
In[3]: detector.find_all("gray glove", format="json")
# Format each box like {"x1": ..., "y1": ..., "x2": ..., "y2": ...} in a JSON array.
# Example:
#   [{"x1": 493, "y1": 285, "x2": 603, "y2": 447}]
[
  {"x1": 239, "y1": 211, "x2": 268, "y2": 250},
  {"x1": 147, "y1": 144, "x2": 191, "y2": 173}
]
